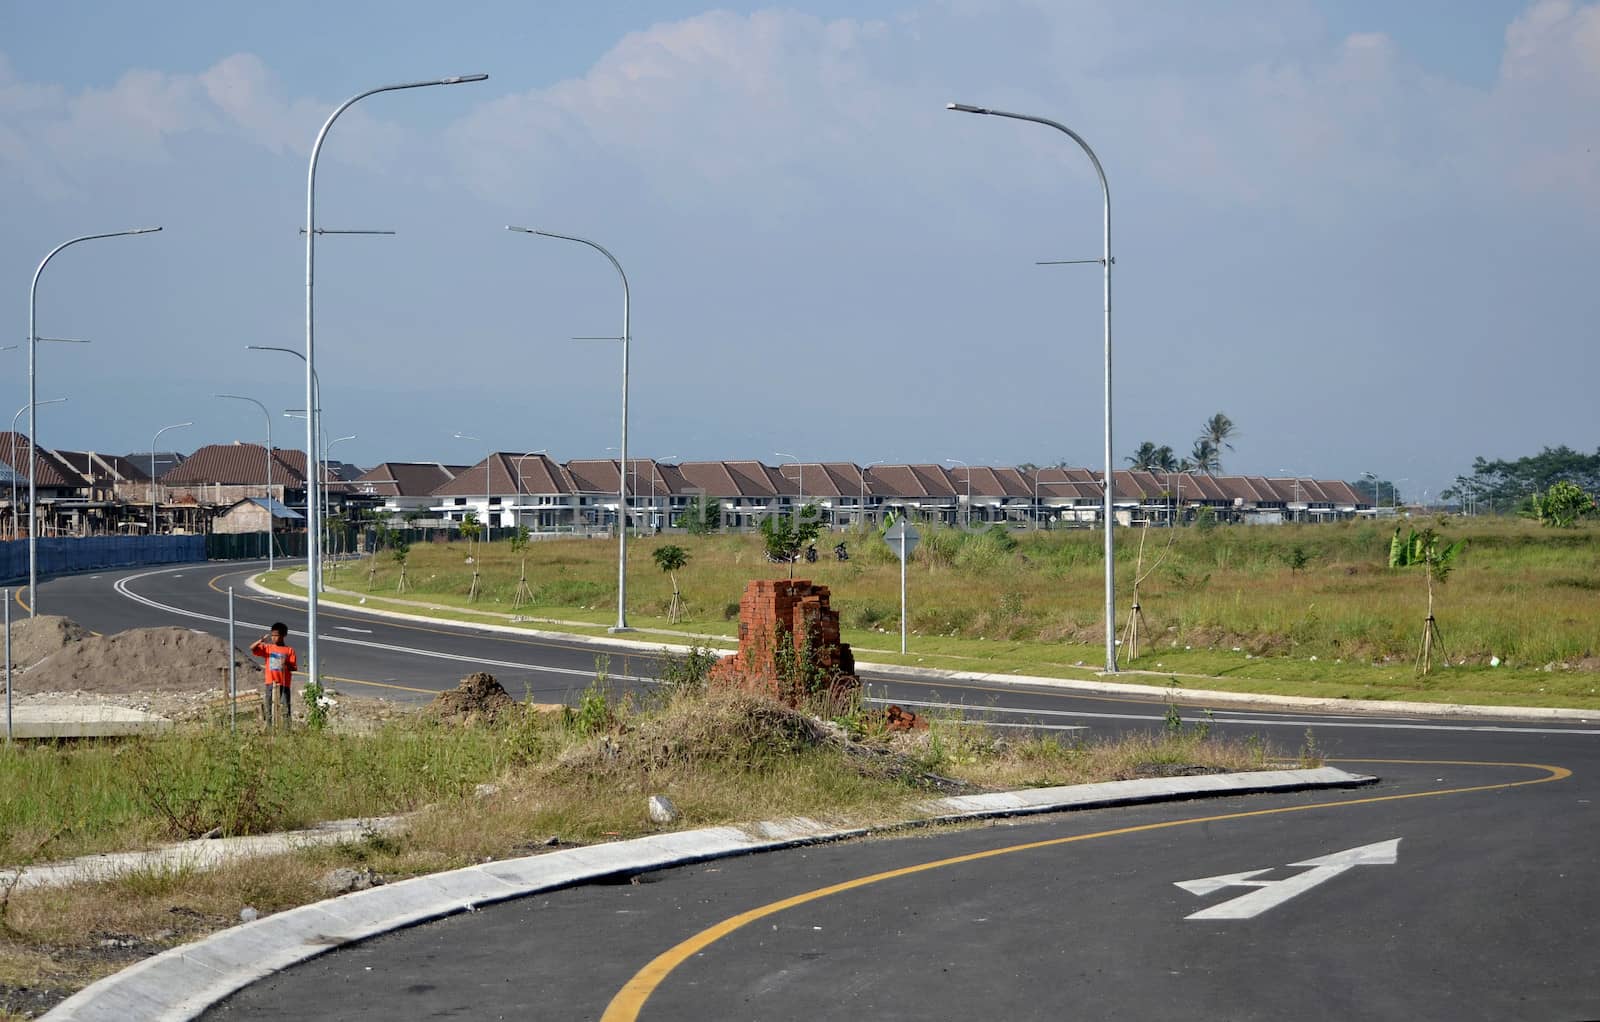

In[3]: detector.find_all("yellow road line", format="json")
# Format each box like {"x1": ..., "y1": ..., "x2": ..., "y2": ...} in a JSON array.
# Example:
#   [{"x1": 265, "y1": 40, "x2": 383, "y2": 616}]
[{"x1": 601, "y1": 759, "x2": 1571, "y2": 1020}]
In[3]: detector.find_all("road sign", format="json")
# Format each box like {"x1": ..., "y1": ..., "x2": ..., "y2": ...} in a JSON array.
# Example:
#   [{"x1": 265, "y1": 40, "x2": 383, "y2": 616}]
[
  {"x1": 1176, "y1": 838, "x2": 1400, "y2": 920},
  {"x1": 883, "y1": 519, "x2": 921, "y2": 559}
]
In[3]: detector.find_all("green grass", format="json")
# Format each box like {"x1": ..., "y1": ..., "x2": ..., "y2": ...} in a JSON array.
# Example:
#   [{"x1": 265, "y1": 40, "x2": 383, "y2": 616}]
[{"x1": 278, "y1": 517, "x2": 1600, "y2": 710}]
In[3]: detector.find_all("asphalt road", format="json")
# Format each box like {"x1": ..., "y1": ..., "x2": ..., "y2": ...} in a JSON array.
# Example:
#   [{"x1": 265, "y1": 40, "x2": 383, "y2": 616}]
[{"x1": 26, "y1": 563, "x2": 1600, "y2": 1020}]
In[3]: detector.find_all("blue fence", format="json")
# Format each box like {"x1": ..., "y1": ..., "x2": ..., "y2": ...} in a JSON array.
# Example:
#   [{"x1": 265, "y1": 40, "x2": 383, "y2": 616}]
[{"x1": 0, "y1": 535, "x2": 205, "y2": 584}]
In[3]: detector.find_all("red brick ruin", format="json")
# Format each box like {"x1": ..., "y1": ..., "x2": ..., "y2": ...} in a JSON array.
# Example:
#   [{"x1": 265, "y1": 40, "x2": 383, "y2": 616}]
[{"x1": 710, "y1": 579, "x2": 860, "y2": 706}]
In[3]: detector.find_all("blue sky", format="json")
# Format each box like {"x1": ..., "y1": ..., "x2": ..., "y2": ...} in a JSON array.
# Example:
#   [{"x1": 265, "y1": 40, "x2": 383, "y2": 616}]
[{"x1": 2, "y1": 0, "x2": 1595, "y2": 501}]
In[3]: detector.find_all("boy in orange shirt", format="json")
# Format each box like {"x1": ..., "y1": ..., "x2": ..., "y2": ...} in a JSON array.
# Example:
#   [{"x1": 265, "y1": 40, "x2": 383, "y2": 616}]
[{"x1": 250, "y1": 622, "x2": 298, "y2": 727}]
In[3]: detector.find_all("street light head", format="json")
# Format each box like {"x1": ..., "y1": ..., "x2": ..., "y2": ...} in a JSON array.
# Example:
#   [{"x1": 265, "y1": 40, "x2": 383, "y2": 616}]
[
  {"x1": 947, "y1": 102, "x2": 988, "y2": 114},
  {"x1": 505, "y1": 225, "x2": 535, "y2": 234},
  {"x1": 441, "y1": 74, "x2": 489, "y2": 85},
  {"x1": 129, "y1": 227, "x2": 163, "y2": 235}
]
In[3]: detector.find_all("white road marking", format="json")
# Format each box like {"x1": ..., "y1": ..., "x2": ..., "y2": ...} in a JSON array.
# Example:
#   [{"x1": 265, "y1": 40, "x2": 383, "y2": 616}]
[
  {"x1": 110, "y1": 567, "x2": 658, "y2": 687},
  {"x1": 1177, "y1": 839, "x2": 1401, "y2": 920},
  {"x1": 873, "y1": 696, "x2": 1600, "y2": 736},
  {"x1": 335, "y1": 626, "x2": 373, "y2": 634}
]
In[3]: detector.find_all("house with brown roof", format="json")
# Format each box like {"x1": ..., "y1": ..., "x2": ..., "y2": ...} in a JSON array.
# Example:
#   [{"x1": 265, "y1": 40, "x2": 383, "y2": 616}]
[
  {"x1": 0, "y1": 432, "x2": 94, "y2": 538},
  {"x1": 353, "y1": 462, "x2": 469, "y2": 520}
]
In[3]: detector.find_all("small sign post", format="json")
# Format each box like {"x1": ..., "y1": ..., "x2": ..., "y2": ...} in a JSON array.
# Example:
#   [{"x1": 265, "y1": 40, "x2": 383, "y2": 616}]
[{"x1": 883, "y1": 518, "x2": 921, "y2": 654}]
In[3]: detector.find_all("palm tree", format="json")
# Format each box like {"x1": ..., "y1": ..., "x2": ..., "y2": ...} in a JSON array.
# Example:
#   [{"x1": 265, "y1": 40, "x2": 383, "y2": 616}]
[
  {"x1": 1154, "y1": 445, "x2": 1178, "y2": 473},
  {"x1": 1126, "y1": 442, "x2": 1161, "y2": 471},
  {"x1": 1199, "y1": 413, "x2": 1236, "y2": 472},
  {"x1": 1190, "y1": 438, "x2": 1220, "y2": 475}
]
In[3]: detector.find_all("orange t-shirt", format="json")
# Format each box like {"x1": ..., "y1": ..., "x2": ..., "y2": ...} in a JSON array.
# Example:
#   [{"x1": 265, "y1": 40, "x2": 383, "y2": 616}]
[{"x1": 251, "y1": 641, "x2": 298, "y2": 687}]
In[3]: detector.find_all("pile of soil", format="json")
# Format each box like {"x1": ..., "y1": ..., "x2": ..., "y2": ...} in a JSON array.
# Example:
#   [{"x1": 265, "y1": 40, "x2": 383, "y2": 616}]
[
  {"x1": 429, "y1": 671, "x2": 514, "y2": 724},
  {"x1": 18, "y1": 626, "x2": 260, "y2": 696},
  {"x1": 4, "y1": 614, "x2": 91, "y2": 670}
]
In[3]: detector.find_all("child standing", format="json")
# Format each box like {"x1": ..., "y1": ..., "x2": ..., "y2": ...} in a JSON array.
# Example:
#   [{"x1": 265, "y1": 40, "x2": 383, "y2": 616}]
[{"x1": 250, "y1": 622, "x2": 298, "y2": 727}]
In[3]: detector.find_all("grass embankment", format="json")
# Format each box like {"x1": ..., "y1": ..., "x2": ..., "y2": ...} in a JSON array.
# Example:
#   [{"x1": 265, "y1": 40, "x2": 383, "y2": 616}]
[
  {"x1": 281, "y1": 516, "x2": 1600, "y2": 709},
  {"x1": 0, "y1": 663, "x2": 1276, "y2": 1014}
]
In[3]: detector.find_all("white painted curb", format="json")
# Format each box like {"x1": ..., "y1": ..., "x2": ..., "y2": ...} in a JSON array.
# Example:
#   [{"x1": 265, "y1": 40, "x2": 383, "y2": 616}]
[
  {"x1": 251, "y1": 573, "x2": 1598, "y2": 724},
  {"x1": 42, "y1": 767, "x2": 1373, "y2": 1021}
]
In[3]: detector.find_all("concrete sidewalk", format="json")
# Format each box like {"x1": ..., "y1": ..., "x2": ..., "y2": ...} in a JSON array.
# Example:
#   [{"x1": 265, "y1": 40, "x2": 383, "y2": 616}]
[
  {"x1": 41, "y1": 765, "x2": 1375, "y2": 1022},
  {"x1": 4, "y1": 703, "x2": 172, "y2": 739}
]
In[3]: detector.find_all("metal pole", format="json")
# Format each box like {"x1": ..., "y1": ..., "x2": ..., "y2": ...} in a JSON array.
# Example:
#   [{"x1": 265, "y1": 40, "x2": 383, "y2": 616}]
[
  {"x1": 304, "y1": 74, "x2": 487, "y2": 691},
  {"x1": 218, "y1": 395, "x2": 274, "y2": 570},
  {"x1": 11, "y1": 399, "x2": 65, "y2": 544},
  {"x1": 509, "y1": 227, "x2": 631, "y2": 631},
  {"x1": 228, "y1": 586, "x2": 237, "y2": 732},
  {"x1": 899, "y1": 532, "x2": 908, "y2": 655},
  {"x1": 5, "y1": 588, "x2": 11, "y2": 742},
  {"x1": 947, "y1": 103, "x2": 1116, "y2": 672},
  {"x1": 27, "y1": 228, "x2": 161, "y2": 615},
  {"x1": 149, "y1": 422, "x2": 192, "y2": 535}
]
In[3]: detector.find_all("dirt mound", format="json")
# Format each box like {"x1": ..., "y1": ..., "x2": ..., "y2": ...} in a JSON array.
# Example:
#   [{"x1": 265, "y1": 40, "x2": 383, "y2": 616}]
[
  {"x1": 429, "y1": 671, "x2": 514, "y2": 723},
  {"x1": 19, "y1": 627, "x2": 260, "y2": 696},
  {"x1": 4, "y1": 614, "x2": 91, "y2": 670}
]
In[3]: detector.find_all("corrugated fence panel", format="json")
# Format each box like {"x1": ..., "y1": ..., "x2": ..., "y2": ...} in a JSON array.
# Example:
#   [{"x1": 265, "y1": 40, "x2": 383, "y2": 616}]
[{"x1": 0, "y1": 535, "x2": 206, "y2": 583}]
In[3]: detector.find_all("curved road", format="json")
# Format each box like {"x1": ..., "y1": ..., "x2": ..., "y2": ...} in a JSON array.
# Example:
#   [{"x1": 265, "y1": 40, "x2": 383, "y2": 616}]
[{"x1": 29, "y1": 564, "x2": 1600, "y2": 1020}]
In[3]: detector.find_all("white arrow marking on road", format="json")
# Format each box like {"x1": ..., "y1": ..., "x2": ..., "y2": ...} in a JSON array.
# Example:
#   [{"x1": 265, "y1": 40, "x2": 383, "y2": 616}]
[{"x1": 1177, "y1": 839, "x2": 1400, "y2": 920}]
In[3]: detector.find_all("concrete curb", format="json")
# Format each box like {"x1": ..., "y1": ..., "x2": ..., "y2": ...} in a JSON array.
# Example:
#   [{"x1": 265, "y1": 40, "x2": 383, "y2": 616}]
[
  {"x1": 41, "y1": 766, "x2": 1374, "y2": 1022},
  {"x1": 249, "y1": 574, "x2": 1598, "y2": 724}
]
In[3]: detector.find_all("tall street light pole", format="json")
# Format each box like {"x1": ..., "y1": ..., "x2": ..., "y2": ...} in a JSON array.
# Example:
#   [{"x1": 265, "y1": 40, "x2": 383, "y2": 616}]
[
  {"x1": 217, "y1": 394, "x2": 275, "y2": 570},
  {"x1": 326, "y1": 434, "x2": 357, "y2": 556},
  {"x1": 946, "y1": 102, "x2": 1117, "y2": 673},
  {"x1": 10, "y1": 398, "x2": 65, "y2": 542},
  {"x1": 453, "y1": 432, "x2": 487, "y2": 532},
  {"x1": 514, "y1": 450, "x2": 549, "y2": 532},
  {"x1": 149, "y1": 422, "x2": 192, "y2": 534},
  {"x1": 302, "y1": 74, "x2": 487, "y2": 689},
  {"x1": 507, "y1": 226, "x2": 631, "y2": 632},
  {"x1": 944, "y1": 459, "x2": 971, "y2": 530},
  {"x1": 775, "y1": 452, "x2": 803, "y2": 523},
  {"x1": 27, "y1": 226, "x2": 161, "y2": 615}
]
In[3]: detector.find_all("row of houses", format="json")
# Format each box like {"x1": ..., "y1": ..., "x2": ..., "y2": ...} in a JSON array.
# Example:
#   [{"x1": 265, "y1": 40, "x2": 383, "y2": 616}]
[
  {"x1": 356, "y1": 454, "x2": 1374, "y2": 532},
  {"x1": 0, "y1": 435, "x2": 1377, "y2": 540}
]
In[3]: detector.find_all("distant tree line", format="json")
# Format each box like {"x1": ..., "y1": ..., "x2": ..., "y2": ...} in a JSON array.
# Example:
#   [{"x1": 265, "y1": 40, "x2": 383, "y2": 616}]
[{"x1": 1442, "y1": 446, "x2": 1600, "y2": 512}]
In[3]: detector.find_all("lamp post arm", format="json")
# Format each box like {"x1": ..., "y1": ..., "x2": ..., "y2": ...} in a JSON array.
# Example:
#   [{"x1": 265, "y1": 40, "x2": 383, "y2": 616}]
[
  {"x1": 27, "y1": 227, "x2": 161, "y2": 616},
  {"x1": 947, "y1": 101, "x2": 1115, "y2": 672}
]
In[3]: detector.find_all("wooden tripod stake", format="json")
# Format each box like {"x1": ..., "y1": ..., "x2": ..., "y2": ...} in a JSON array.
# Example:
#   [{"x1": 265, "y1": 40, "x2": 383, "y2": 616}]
[{"x1": 512, "y1": 557, "x2": 533, "y2": 609}]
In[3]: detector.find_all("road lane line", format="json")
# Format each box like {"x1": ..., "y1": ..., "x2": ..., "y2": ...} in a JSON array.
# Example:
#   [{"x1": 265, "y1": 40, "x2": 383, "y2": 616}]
[
  {"x1": 117, "y1": 567, "x2": 659, "y2": 687},
  {"x1": 600, "y1": 759, "x2": 1572, "y2": 1020},
  {"x1": 868, "y1": 696, "x2": 1600, "y2": 736}
]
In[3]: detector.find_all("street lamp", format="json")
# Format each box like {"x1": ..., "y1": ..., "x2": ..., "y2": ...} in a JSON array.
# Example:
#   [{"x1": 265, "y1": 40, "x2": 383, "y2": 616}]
[
  {"x1": 26, "y1": 226, "x2": 161, "y2": 615},
  {"x1": 217, "y1": 394, "x2": 274, "y2": 569},
  {"x1": 651, "y1": 455, "x2": 678, "y2": 534},
  {"x1": 326, "y1": 434, "x2": 357, "y2": 556},
  {"x1": 507, "y1": 225, "x2": 631, "y2": 632},
  {"x1": 1363, "y1": 471, "x2": 1386, "y2": 514},
  {"x1": 10, "y1": 398, "x2": 65, "y2": 541},
  {"x1": 453, "y1": 432, "x2": 488, "y2": 531},
  {"x1": 514, "y1": 450, "x2": 549, "y2": 531},
  {"x1": 775, "y1": 453, "x2": 803, "y2": 525},
  {"x1": 944, "y1": 459, "x2": 971, "y2": 530},
  {"x1": 858, "y1": 460, "x2": 889, "y2": 528},
  {"x1": 301, "y1": 73, "x2": 488, "y2": 689},
  {"x1": 149, "y1": 422, "x2": 192, "y2": 534},
  {"x1": 947, "y1": 102, "x2": 1117, "y2": 672}
]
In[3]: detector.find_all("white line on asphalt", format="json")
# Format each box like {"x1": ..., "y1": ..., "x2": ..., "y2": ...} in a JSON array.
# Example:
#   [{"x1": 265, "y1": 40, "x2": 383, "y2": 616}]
[
  {"x1": 334, "y1": 626, "x2": 373, "y2": 634},
  {"x1": 111, "y1": 567, "x2": 659, "y2": 687},
  {"x1": 871, "y1": 696, "x2": 1600, "y2": 737}
]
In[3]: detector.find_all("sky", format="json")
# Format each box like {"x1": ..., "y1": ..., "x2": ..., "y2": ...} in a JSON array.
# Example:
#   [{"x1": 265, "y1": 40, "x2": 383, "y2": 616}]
[{"x1": 2, "y1": 0, "x2": 1596, "y2": 501}]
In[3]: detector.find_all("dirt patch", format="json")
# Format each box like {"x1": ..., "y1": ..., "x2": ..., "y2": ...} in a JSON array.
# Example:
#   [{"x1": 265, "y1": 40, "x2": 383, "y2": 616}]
[
  {"x1": 16, "y1": 627, "x2": 259, "y2": 696},
  {"x1": 3, "y1": 615, "x2": 91, "y2": 671},
  {"x1": 428, "y1": 672, "x2": 514, "y2": 724},
  {"x1": 0, "y1": 980, "x2": 72, "y2": 1020}
]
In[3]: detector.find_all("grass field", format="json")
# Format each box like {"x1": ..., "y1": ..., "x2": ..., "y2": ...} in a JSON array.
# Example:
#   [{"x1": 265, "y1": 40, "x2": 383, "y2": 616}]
[
  {"x1": 0, "y1": 673, "x2": 1274, "y2": 1014},
  {"x1": 294, "y1": 515, "x2": 1600, "y2": 710}
]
